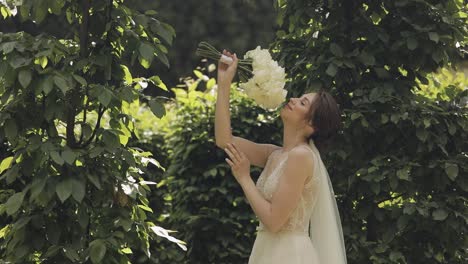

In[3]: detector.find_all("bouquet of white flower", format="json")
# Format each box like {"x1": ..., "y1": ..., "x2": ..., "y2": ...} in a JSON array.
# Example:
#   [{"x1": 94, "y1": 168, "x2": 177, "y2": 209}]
[{"x1": 196, "y1": 42, "x2": 288, "y2": 110}]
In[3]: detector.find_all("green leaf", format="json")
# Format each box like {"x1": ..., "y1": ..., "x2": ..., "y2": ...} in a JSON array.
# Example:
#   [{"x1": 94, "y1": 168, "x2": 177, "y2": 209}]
[
  {"x1": 40, "y1": 56, "x2": 48, "y2": 68},
  {"x1": 432, "y1": 49, "x2": 444, "y2": 63},
  {"x1": 374, "y1": 68, "x2": 390, "y2": 79},
  {"x1": 71, "y1": 179, "x2": 86, "y2": 203},
  {"x1": 56, "y1": 178, "x2": 73, "y2": 203},
  {"x1": 444, "y1": 163, "x2": 458, "y2": 181},
  {"x1": 121, "y1": 65, "x2": 133, "y2": 84},
  {"x1": 428, "y1": 32, "x2": 439, "y2": 43},
  {"x1": 50, "y1": 151, "x2": 64, "y2": 165},
  {"x1": 40, "y1": 75, "x2": 54, "y2": 95},
  {"x1": 149, "y1": 99, "x2": 166, "y2": 118},
  {"x1": 389, "y1": 176, "x2": 398, "y2": 190},
  {"x1": 403, "y1": 204, "x2": 416, "y2": 215},
  {"x1": 10, "y1": 57, "x2": 32, "y2": 69},
  {"x1": 407, "y1": 37, "x2": 418, "y2": 50},
  {"x1": 121, "y1": 247, "x2": 133, "y2": 254},
  {"x1": 98, "y1": 88, "x2": 112, "y2": 107},
  {"x1": 77, "y1": 207, "x2": 89, "y2": 228},
  {"x1": 63, "y1": 247, "x2": 79, "y2": 262},
  {"x1": 330, "y1": 43, "x2": 343, "y2": 57},
  {"x1": 151, "y1": 22, "x2": 175, "y2": 45},
  {"x1": 61, "y1": 149, "x2": 76, "y2": 165},
  {"x1": 370, "y1": 182, "x2": 380, "y2": 194},
  {"x1": 145, "y1": 10, "x2": 158, "y2": 16},
  {"x1": 0, "y1": 156, "x2": 14, "y2": 174},
  {"x1": 139, "y1": 42, "x2": 155, "y2": 61},
  {"x1": 390, "y1": 113, "x2": 400, "y2": 124},
  {"x1": 30, "y1": 177, "x2": 47, "y2": 199},
  {"x1": 206, "y1": 78, "x2": 216, "y2": 89},
  {"x1": 103, "y1": 130, "x2": 120, "y2": 149},
  {"x1": 448, "y1": 122, "x2": 456, "y2": 135},
  {"x1": 415, "y1": 129, "x2": 428, "y2": 142},
  {"x1": 4, "y1": 119, "x2": 17, "y2": 140},
  {"x1": 149, "y1": 76, "x2": 167, "y2": 91},
  {"x1": 54, "y1": 75, "x2": 70, "y2": 94},
  {"x1": 350, "y1": 112, "x2": 361, "y2": 120},
  {"x1": 423, "y1": 118, "x2": 431, "y2": 128},
  {"x1": 138, "y1": 204, "x2": 154, "y2": 213},
  {"x1": 193, "y1": 70, "x2": 203, "y2": 79},
  {"x1": 90, "y1": 240, "x2": 107, "y2": 263},
  {"x1": 119, "y1": 134, "x2": 129, "y2": 146},
  {"x1": 138, "y1": 56, "x2": 151, "y2": 69},
  {"x1": 156, "y1": 52, "x2": 170, "y2": 68},
  {"x1": 18, "y1": 69, "x2": 32, "y2": 88},
  {"x1": 5, "y1": 192, "x2": 24, "y2": 215},
  {"x1": 358, "y1": 51, "x2": 375, "y2": 65},
  {"x1": 0, "y1": 6, "x2": 8, "y2": 19},
  {"x1": 381, "y1": 114, "x2": 389, "y2": 124},
  {"x1": 73, "y1": 74, "x2": 87, "y2": 86},
  {"x1": 432, "y1": 208, "x2": 448, "y2": 221},
  {"x1": 397, "y1": 215, "x2": 409, "y2": 230},
  {"x1": 325, "y1": 63, "x2": 338, "y2": 77},
  {"x1": 88, "y1": 174, "x2": 102, "y2": 190},
  {"x1": 33, "y1": 0, "x2": 47, "y2": 23},
  {"x1": 2, "y1": 42, "x2": 15, "y2": 54},
  {"x1": 397, "y1": 168, "x2": 410, "y2": 180},
  {"x1": 134, "y1": 14, "x2": 149, "y2": 27}
]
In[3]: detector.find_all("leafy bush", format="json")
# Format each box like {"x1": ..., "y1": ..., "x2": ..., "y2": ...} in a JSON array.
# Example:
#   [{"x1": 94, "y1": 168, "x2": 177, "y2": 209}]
[
  {"x1": 0, "y1": 1, "x2": 182, "y2": 263},
  {"x1": 272, "y1": 1, "x2": 468, "y2": 263}
]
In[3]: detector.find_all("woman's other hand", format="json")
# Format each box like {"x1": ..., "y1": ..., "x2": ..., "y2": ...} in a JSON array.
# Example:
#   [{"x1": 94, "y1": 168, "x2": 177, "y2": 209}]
[{"x1": 224, "y1": 143, "x2": 251, "y2": 185}]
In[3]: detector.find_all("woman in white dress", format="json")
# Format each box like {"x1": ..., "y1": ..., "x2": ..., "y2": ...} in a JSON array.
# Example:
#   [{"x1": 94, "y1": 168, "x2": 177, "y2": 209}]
[{"x1": 215, "y1": 50, "x2": 347, "y2": 264}]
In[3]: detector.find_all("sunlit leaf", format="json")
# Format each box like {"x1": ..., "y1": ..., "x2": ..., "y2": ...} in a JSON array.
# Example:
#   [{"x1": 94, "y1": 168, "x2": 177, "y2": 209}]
[{"x1": 0, "y1": 156, "x2": 14, "y2": 174}]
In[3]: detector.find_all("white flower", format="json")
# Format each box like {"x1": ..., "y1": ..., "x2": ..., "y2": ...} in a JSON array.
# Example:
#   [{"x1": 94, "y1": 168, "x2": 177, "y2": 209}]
[
  {"x1": 252, "y1": 69, "x2": 270, "y2": 85},
  {"x1": 240, "y1": 46, "x2": 288, "y2": 110}
]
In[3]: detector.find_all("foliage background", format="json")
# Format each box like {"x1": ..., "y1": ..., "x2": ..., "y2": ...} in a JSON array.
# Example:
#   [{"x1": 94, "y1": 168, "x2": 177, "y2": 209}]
[
  {"x1": 1, "y1": 0, "x2": 467, "y2": 263},
  {"x1": 126, "y1": 0, "x2": 278, "y2": 89},
  {"x1": 0, "y1": 0, "x2": 183, "y2": 263},
  {"x1": 271, "y1": 0, "x2": 468, "y2": 263}
]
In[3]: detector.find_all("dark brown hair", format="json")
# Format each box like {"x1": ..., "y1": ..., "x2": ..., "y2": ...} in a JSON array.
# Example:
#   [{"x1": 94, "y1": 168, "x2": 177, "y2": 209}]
[{"x1": 306, "y1": 89, "x2": 342, "y2": 154}]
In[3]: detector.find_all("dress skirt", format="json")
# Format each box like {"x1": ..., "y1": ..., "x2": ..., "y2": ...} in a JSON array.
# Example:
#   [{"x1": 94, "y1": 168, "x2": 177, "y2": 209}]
[{"x1": 248, "y1": 230, "x2": 321, "y2": 264}]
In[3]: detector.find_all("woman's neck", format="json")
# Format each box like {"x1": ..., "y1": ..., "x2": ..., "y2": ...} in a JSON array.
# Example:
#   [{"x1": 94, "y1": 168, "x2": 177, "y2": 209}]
[{"x1": 282, "y1": 125, "x2": 308, "y2": 152}]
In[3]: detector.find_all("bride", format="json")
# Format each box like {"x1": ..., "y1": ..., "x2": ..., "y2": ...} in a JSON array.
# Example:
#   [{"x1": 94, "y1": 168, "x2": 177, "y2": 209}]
[{"x1": 214, "y1": 50, "x2": 348, "y2": 264}]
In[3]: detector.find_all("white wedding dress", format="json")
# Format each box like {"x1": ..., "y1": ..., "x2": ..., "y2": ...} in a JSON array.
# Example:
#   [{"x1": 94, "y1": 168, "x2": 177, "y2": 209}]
[{"x1": 248, "y1": 145, "x2": 322, "y2": 264}]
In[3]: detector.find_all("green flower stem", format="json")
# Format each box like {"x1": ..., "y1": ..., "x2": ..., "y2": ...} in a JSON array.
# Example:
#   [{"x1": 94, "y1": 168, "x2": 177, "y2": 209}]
[{"x1": 196, "y1": 41, "x2": 254, "y2": 81}]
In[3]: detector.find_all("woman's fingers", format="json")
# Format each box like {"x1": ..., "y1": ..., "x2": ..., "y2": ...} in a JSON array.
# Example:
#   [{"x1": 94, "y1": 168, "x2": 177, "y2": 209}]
[
  {"x1": 224, "y1": 146, "x2": 240, "y2": 163},
  {"x1": 225, "y1": 158, "x2": 234, "y2": 167},
  {"x1": 230, "y1": 143, "x2": 243, "y2": 160},
  {"x1": 227, "y1": 143, "x2": 242, "y2": 161}
]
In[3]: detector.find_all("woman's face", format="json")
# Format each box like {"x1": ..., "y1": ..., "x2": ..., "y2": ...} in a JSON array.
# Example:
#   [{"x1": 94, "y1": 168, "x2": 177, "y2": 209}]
[{"x1": 280, "y1": 92, "x2": 317, "y2": 127}]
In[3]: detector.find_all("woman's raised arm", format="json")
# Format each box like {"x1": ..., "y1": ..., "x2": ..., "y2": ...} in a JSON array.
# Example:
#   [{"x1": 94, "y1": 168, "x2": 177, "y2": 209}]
[{"x1": 214, "y1": 50, "x2": 280, "y2": 168}]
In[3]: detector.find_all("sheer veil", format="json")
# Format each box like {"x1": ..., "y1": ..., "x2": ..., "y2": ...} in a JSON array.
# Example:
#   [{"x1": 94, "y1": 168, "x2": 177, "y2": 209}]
[{"x1": 308, "y1": 139, "x2": 347, "y2": 264}]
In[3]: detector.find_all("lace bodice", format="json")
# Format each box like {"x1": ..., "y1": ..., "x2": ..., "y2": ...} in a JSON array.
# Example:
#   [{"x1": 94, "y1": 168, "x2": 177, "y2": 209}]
[{"x1": 255, "y1": 145, "x2": 321, "y2": 234}]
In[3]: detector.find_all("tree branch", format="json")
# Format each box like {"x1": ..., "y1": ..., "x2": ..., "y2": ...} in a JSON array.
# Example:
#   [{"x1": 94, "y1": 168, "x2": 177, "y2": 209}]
[
  {"x1": 82, "y1": 105, "x2": 106, "y2": 148},
  {"x1": 78, "y1": 91, "x2": 89, "y2": 145}
]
